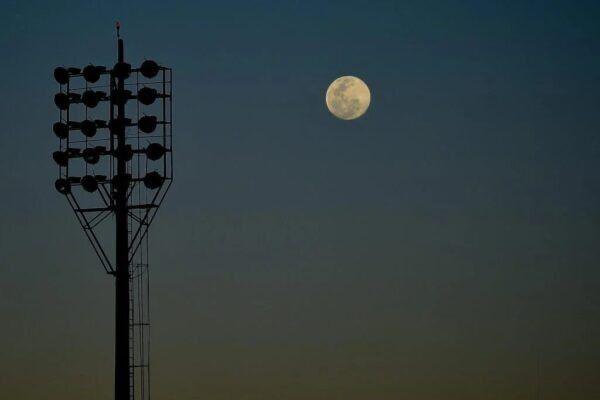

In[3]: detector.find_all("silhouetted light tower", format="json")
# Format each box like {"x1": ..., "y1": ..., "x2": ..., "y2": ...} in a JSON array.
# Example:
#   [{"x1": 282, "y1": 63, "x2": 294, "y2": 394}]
[{"x1": 52, "y1": 23, "x2": 172, "y2": 400}]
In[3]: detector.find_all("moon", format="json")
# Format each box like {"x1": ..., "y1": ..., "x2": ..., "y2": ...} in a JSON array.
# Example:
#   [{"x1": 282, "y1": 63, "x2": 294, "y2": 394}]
[{"x1": 326, "y1": 76, "x2": 371, "y2": 120}]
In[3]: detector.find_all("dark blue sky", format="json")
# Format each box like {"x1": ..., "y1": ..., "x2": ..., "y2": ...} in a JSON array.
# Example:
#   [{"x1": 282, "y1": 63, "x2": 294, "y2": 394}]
[{"x1": 1, "y1": 1, "x2": 600, "y2": 399}]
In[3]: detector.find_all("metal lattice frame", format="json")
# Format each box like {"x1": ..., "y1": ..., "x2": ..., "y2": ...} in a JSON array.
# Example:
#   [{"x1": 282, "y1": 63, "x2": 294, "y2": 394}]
[{"x1": 56, "y1": 68, "x2": 173, "y2": 274}]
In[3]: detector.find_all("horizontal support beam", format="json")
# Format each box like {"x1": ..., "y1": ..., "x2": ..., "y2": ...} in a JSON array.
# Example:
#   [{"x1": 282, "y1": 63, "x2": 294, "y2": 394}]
[
  {"x1": 76, "y1": 204, "x2": 158, "y2": 213},
  {"x1": 77, "y1": 206, "x2": 112, "y2": 213},
  {"x1": 127, "y1": 204, "x2": 158, "y2": 210}
]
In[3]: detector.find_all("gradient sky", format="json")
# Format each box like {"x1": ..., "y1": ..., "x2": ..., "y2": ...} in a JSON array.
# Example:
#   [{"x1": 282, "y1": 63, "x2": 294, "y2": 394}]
[{"x1": 1, "y1": 1, "x2": 600, "y2": 399}]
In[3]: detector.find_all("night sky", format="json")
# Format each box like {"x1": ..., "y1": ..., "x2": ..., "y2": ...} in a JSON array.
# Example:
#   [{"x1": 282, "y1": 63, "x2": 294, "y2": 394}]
[{"x1": 1, "y1": 1, "x2": 600, "y2": 399}]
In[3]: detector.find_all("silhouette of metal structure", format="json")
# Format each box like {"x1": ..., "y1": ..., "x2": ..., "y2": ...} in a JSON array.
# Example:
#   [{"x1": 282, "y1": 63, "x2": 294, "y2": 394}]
[{"x1": 52, "y1": 23, "x2": 172, "y2": 400}]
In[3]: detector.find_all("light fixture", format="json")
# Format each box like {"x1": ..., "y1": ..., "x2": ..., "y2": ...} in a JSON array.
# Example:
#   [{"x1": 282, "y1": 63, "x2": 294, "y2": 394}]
[
  {"x1": 112, "y1": 173, "x2": 132, "y2": 189},
  {"x1": 108, "y1": 118, "x2": 132, "y2": 135},
  {"x1": 82, "y1": 65, "x2": 107, "y2": 83},
  {"x1": 111, "y1": 89, "x2": 133, "y2": 106},
  {"x1": 52, "y1": 151, "x2": 69, "y2": 167},
  {"x1": 143, "y1": 171, "x2": 164, "y2": 189},
  {"x1": 137, "y1": 87, "x2": 167, "y2": 105},
  {"x1": 115, "y1": 145, "x2": 133, "y2": 161},
  {"x1": 138, "y1": 116, "x2": 158, "y2": 133},
  {"x1": 52, "y1": 148, "x2": 80, "y2": 167},
  {"x1": 54, "y1": 92, "x2": 81, "y2": 110},
  {"x1": 80, "y1": 119, "x2": 96, "y2": 137},
  {"x1": 53, "y1": 67, "x2": 69, "y2": 84},
  {"x1": 112, "y1": 61, "x2": 132, "y2": 79},
  {"x1": 82, "y1": 90, "x2": 108, "y2": 108},
  {"x1": 82, "y1": 148, "x2": 100, "y2": 164},
  {"x1": 81, "y1": 175, "x2": 99, "y2": 192},
  {"x1": 80, "y1": 119, "x2": 107, "y2": 137},
  {"x1": 53, "y1": 122, "x2": 69, "y2": 139},
  {"x1": 55, "y1": 178, "x2": 71, "y2": 195},
  {"x1": 140, "y1": 60, "x2": 160, "y2": 79},
  {"x1": 145, "y1": 143, "x2": 166, "y2": 161}
]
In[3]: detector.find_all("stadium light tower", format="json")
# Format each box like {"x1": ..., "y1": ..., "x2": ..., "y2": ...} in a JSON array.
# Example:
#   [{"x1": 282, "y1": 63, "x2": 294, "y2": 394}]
[{"x1": 52, "y1": 22, "x2": 173, "y2": 400}]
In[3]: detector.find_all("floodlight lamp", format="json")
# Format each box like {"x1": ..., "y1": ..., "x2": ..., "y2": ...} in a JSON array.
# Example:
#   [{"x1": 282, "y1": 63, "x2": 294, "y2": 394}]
[
  {"x1": 80, "y1": 119, "x2": 101, "y2": 137},
  {"x1": 52, "y1": 151, "x2": 69, "y2": 167},
  {"x1": 109, "y1": 118, "x2": 132, "y2": 135},
  {"x1": 55, "y1": 179, "x2": 71, "y2": 195},
  {"x1": 82, "y1": 65, "x2": 106, "y2": 83},
  {"x1": 53, "y1": 122, "x2": 69, "y2": 139},
  {"x1": 54, "y1": 92, "x2": 81, "y2": 110},
  {"x1": 82, "y1": 90, "x2": 107, "y2": 108},
  {"x1": 112, "y1": 173, "x2": 132, "y2": 189},
  {"x1": 112, "y1": 62, "x2": 132, "y2": 79},
  {"x1": 138, "y1": 116, "x2": 158, "y2": 133},
  {"x1": 140, "y1": 60, "x2": 160, "y2": 79},
  {"x1": 137, "y1": 87, "x2": 165, "y2": 105},
  {"x1": 111, "y1": 89, "x2": 133, "y2": 106},
  {"x1": 81, "y1": 175, "x2": 99, "y2": 192},
  {"x1": 143, "y1": 171, "x2": 164, "y2": 189},
  {"x1": 82, "y1": 148, "x2": 100, "y2": 164},
  {"x1": 54, "y1": 93, "x2": 69, "y2": 109},
  {"x1": 146, "y1": 143, "x2": 166, "y2": 161},
  {"x1": 115, "y1": 145, "x2": 133, "y2": 161},
  {"x1": 54, "y1": 67, "x2": 69, "y2": 84}
]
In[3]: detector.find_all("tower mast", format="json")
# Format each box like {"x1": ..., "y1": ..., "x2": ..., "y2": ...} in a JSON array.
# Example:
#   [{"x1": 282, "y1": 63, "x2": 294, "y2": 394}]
[
  {"x1": 52, "y1": 23, "x2": 173, "y2": 400},
  {"x1": 113, "y1": 33, "x2": 130, "y2": 400}
]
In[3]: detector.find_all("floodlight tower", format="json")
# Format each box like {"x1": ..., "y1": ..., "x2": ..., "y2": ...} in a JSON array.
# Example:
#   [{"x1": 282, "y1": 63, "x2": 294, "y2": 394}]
[{"x1": 52, "y1": 23, "x2": 173, "y2": 400}]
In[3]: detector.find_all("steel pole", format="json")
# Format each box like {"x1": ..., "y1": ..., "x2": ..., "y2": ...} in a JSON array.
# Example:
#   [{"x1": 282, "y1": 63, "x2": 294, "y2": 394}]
[{"x1": 114, "y1": 37, "x2": 131, "y2": 400}]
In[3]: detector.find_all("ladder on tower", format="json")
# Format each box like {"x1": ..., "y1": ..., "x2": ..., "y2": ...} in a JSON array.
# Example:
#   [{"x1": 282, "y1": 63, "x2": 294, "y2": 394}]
[
  {"x1": 129, "y1": 260, "x2": 150, "y2": 400},
  {"x1": 128, "y1": 172, "x2": 152, "y2": 400},
  {"x1": 129, "y1": 266, "x2": 135, "y2": 400}
]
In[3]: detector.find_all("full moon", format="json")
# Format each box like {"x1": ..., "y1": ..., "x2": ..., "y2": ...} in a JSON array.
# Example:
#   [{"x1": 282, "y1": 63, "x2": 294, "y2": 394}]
[{"x1": 326, "y1": 76, "x2": 371, "y2": 120}]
